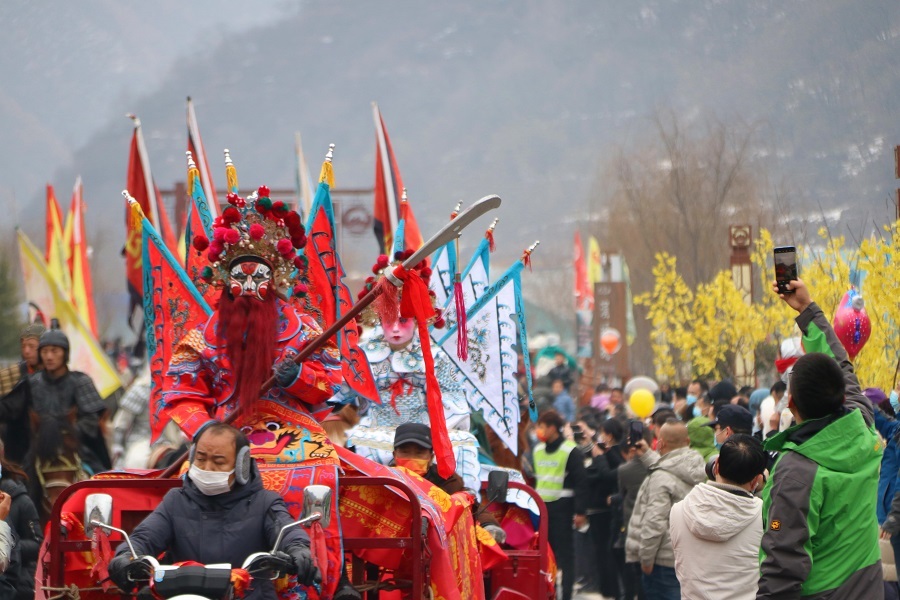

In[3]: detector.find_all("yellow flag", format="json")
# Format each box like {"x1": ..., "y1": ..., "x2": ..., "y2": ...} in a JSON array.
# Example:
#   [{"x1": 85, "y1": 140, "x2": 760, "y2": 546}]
[
  {"x1": 588, "y1": 236, "x2": 602, "y2": 284},
  {"x1": 17, "y1": 229, "x2": 122, "y2": 398}
]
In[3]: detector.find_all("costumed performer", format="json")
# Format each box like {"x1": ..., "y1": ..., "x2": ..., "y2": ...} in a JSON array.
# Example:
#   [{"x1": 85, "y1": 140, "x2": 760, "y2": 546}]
[{"x1": 158, "y1": 184, "x2": 354, "y2": 599}]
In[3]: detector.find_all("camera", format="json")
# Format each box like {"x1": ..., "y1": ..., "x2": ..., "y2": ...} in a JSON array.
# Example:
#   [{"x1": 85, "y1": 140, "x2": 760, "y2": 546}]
[{"x1": 571, "y1": 425, "x2": 585, "y2": 442}]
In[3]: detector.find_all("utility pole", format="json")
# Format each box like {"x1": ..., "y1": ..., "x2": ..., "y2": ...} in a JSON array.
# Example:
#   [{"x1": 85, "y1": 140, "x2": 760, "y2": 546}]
[
  {"x1": 730, "y1": 225, "x2": 755, "y2": 387},
  {"x1": 894, "y1": 145, "x2": 900, "y2": 222}
]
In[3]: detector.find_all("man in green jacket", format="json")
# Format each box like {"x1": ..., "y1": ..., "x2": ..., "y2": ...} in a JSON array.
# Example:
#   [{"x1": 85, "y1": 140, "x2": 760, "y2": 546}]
[{"x1": 758, "y1": 279, "x2": 882, "y2": 599}]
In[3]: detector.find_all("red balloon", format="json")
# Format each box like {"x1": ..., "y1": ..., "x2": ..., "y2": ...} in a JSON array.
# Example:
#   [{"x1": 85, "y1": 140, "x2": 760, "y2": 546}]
[
  {"x1": 600, "y1": 328, "x2": 622, "y2": 355},
  {"x1": 833, "y1": 289, "x2": 871, "y2": 360}
]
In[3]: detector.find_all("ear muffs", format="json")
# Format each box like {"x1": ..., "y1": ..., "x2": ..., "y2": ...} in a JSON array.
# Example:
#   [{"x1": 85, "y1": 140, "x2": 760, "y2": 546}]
[
  {"x1": 188, "y1": 443, "x2": 253, "y2": 486},
  {"x1": 234, "y1": 445, "x2": 252, "y2": 486}
]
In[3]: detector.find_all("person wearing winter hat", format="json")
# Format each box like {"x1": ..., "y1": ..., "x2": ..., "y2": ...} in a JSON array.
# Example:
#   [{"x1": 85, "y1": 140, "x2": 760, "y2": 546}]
[
  {"x1": 28, "y1": 329, "x2": 110, "y2": 473},
  {"x1": 670, "y1": 434, "x2": 767, "y2": 599},
  {"x1": 0, "y1": 322, "x2": 46, "y2": 464}
]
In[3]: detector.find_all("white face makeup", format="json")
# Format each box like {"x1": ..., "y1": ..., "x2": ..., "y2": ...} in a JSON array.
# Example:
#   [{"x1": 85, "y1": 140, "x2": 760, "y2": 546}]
[{"x1": 229, "y1": 260, "x2": 273, "y2": 301}]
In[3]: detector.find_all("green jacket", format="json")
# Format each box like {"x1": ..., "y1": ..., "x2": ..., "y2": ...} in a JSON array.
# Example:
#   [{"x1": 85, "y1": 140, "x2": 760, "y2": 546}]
[{"x1": 758, "y1": 303, "x2": 882, "y2": 599}]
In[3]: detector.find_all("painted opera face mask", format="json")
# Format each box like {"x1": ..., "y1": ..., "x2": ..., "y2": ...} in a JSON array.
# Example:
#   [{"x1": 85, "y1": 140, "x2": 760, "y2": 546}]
[{"x1": 229, "y1": 258, "x2": 273, "y2": 301}]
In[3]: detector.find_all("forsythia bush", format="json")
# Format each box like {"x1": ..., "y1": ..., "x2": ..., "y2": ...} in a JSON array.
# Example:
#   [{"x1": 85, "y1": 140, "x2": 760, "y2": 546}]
[{"x1": 637, "y1": 226, "x2": 900, "y2": 391}]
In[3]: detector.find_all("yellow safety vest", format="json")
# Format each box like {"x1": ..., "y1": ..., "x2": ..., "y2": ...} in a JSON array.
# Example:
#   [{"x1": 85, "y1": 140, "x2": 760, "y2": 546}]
[{"x1": 534, "y1": 440, "x2": 576, "y2": 502}]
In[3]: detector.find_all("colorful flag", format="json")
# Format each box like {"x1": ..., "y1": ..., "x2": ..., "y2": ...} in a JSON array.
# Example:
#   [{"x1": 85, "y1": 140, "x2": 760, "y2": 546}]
[
  {"x1": 183, "y1": 153, "x2": 220, "y2": 308},
  {"x1": 295, "y1": 132, "x2": 314, "y2": 219},
  {"x1": 435, "y1": 250, "x2": 538, "y2": 450},
  {"x1": 125, "y1": 117, "x2": 179, "y2": 329},
  {"x1": 429, "y1": 242, "x2": 457, "y2": 311},
  {"x1": 372, "y1": 103, "x2": 425, "y2": 254},
  {"x1": 45, "y1": 184, "x2": 71, "y2": 296},
  {"x1": 436, "y1": 237, "x2": 490, "y2": 333},
  {"x1": 304, "y1": 157, "x2": 379, "y2": 404},
  {"x1": 186, "y1": 97, "x2": 219, "y2": 218},
  {"x1": 588, "y1": 235, "x2": 602, "y2": 284},
  {"x1": 574, "y1": 232, "x2": 593, "y2": 311},
  {"x1": 125, "y1": 198, "x2": 213, "y2": 441},
  {"x1": 68, "y1": 178, "x2": 99, "y2": 338},
  {"x1": 17, "y1": 229, "x2": 121, "y2": 398}
]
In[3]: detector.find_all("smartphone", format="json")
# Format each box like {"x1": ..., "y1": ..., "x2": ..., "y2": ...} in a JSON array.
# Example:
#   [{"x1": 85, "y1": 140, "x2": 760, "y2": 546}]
[
  {"x1": 629, "y1": 421, "x2": 644, "y2": 446},
  {"x1": 774, "y1": 246, "x2": 798, "y2": 294}
]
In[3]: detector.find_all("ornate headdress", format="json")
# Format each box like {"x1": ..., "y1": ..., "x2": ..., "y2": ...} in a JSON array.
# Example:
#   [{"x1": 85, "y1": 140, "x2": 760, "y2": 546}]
[{"x1": 191, "y1": 152, "x2": 309, "y2": 297}]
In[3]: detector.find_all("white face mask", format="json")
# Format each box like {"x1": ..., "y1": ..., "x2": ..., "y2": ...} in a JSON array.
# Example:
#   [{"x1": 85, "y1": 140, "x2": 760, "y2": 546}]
[{"x1": 188, "y1": 464, "x2": 234, "y2": 496}]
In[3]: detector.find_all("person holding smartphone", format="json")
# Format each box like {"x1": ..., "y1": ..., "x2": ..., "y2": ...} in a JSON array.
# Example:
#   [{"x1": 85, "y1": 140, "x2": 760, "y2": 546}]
[{"x1": 759, "y1": 279, "x2": 882, "y2": 599}]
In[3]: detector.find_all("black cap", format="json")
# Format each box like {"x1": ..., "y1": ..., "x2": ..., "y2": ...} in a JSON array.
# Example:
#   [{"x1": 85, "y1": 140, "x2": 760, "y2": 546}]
[
  {"x1": 706, "y1": 404, "x2": 753, "y2": 432},
  {"x1": 38, "y1": 329, "x2": 69, "y2": 352},
  {"x1": 708, "y1": 381, "x2": 738, "y2": 404},
  {"x1": 393, "y1": 423, "x2": 433, "y2": 450}
]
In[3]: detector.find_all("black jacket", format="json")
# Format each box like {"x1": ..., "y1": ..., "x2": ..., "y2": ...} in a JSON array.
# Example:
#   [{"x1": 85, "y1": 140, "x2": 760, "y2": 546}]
[
  {"x1": 114, "y1": 464, "x2": 309, "y2": 600},
  {"x1": 0, "y1": 478, "x2": 41, "y2": 568},
  {"x1": 584, "y1": 443, "x2": 626, "y2": 514}
]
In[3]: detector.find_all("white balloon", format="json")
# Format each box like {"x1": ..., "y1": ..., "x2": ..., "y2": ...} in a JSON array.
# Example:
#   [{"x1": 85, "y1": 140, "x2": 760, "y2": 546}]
[{"x1": 624, "y1": 376, "x2": 658, "y2": 397}]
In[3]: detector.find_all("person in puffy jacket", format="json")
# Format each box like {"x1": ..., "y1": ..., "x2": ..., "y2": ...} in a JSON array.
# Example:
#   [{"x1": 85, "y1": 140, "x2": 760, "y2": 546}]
[
  {"x1": 0, "y1": 443, "x2": 42, "y2": 599},
  {"x1": 626, "y1": 421, "x2": 706, "y2": 600},
  {"x1": 760, "y1": 280, "x2": 882, "y2": 600},
  {"x1": 108, "y1": 423, "x2": 317, "y2": 600},
  {"x1": 670, "y1": 434, "x2": 767, "y2": 600}
]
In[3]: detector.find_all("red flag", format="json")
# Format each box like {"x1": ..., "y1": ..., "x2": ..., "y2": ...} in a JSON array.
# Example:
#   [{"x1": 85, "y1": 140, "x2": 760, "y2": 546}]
[
  {"x1": 372, "y1": 103, "x2": 425, "y2": 255},
  {"x1": 306, "y1": 160, "x2": 379, "y2": 404},
  {"x1": 574, "y1": 232, "x2": 592, "y2": 311},
  {"x1": 69, "y1": 178, "x2": 99, "y2": 338},
  {"x1": 125, "y1": 118, "x2": 178, "y2": 315},
  {"x1": 45, "y1": 184, "x2": 71, "y2": 295},
  {"x1": 45, "y1": 185, "x2": 64, "y2": 263},
  {"x1": 186, "y1": 97, "x2": 220, "y2": 218}
]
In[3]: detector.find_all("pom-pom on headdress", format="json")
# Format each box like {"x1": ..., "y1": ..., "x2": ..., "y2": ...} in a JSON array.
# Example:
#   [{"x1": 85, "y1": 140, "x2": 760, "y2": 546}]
[{"x1": 192, "y1": 150, "x2": 308, "y2": 296}]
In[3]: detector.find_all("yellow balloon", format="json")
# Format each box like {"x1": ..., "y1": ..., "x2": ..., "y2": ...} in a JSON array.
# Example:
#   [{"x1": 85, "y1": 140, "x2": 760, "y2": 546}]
[{"x1": 629, "y1": 389, "x2": 656, "y2": 419}]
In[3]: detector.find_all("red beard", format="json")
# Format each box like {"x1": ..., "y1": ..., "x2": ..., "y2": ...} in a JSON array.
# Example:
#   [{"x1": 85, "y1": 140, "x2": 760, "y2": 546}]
[{"x1": 217, "y1": 293, "x2": 278, "y2": 421}]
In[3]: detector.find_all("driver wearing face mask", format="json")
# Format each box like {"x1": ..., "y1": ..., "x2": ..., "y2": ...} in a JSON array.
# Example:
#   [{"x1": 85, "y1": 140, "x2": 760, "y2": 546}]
[
  {"x1": 391, "y1": 423, "x2": 505, "y2": 541},
  {"x1": 107, "y1": 423, "x2": 318, "y2": 598}
]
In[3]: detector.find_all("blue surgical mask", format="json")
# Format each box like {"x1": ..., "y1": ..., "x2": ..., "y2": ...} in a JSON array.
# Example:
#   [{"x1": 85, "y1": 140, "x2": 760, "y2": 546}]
[
  {"x1": 714, "y1": 438, "x2": 723, "y2": 449},
  {"x1": 686, "y1": 394, "x2": 698, "y2": 406},
  {"x1": 693, "y1": 406, "x2": 702, "y2": 419},
  {"x1": 891, "y1": 390, "x2": 900, "y2": 413}
]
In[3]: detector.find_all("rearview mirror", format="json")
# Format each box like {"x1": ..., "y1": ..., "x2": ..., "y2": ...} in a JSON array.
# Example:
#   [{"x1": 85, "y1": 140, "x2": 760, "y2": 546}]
[
  {"x1": 84, "y1": 493, "x2": 113, "y2": 539},
  {"x1": 486, "y1": 470, "x2": 509, "y2": 503},
  {"x1": 301, "y1": 485, "x2": 332, "y2": 529}
]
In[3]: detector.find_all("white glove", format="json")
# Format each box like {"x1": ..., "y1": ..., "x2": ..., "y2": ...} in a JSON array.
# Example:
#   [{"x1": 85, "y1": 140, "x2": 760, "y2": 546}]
[{"x1": 483, "y1": 524, "x2": 507, "y2": 544}]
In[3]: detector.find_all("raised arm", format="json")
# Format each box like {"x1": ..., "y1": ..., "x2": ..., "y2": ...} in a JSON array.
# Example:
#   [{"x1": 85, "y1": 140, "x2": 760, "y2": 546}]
[{"x1": 773, "y1": 279, "x2": 873, "y2": 426}]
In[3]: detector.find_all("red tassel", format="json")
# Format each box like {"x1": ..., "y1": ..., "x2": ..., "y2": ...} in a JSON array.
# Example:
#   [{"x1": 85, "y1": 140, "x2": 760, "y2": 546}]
[
  {"x1": 373, "y1": 278, "x2": 402, "y2": 326},
  {"x1": 486, "y1": 229, "x2": 496, "y2": 253},
  {"x1": 309, "y1": 521, "x2": 329, "y2": 582},
  {"x1": 393, "y1": 265, "x2": 457, "y2": 478},
  {"x1": 522, "y1": 250, "x2": 533, "y2": 272},
  {"x1": 90, "y1": 527, "x2": 113, "y2": 591},
  {"x1": 454, "y1": 277, "x2": 468, "y2": 361}
]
